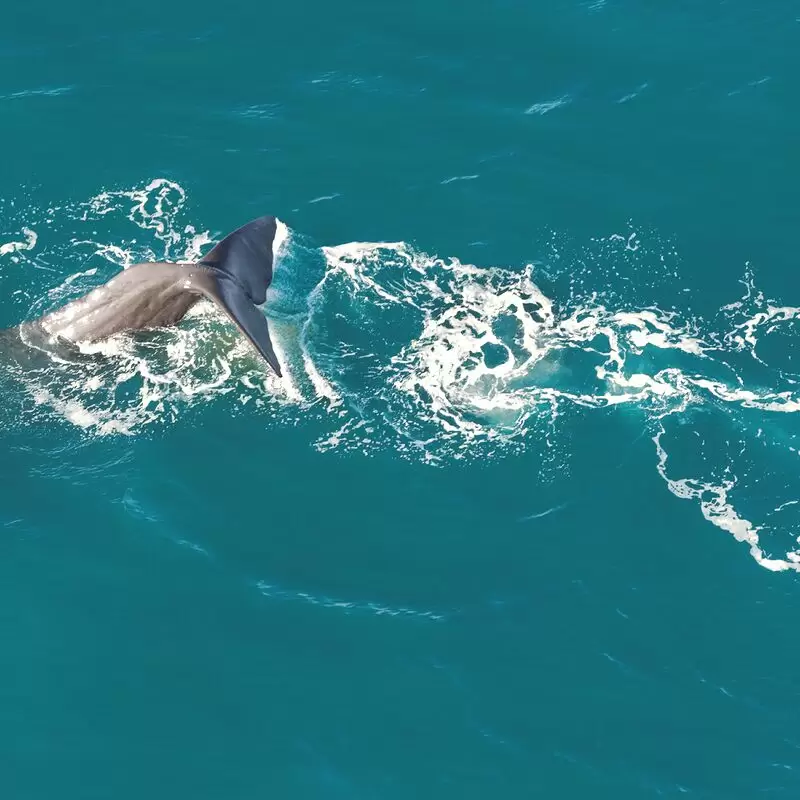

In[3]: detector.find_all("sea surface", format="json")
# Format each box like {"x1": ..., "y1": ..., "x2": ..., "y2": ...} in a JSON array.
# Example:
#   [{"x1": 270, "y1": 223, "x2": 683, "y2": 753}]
[{"x1": 2, "y1": 2, "x2": 799, "y2": 797}]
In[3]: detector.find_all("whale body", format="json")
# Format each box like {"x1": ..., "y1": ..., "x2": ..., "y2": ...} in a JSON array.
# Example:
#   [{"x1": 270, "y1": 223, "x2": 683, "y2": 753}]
[{"x1": 7, "y1": 215, "x2": 283, "y2": 376}]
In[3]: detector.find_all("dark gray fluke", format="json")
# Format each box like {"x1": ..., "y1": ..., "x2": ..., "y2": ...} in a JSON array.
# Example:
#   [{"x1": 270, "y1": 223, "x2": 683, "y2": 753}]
[{"x1": 7, "y1": 215, "x2": 283, "y2": 376}]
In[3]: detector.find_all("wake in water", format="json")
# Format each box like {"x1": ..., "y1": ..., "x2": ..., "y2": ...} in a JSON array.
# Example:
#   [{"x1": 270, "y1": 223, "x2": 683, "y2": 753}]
[{"x1": 2, "y1": 178, "x2": 799, "y2": 572}]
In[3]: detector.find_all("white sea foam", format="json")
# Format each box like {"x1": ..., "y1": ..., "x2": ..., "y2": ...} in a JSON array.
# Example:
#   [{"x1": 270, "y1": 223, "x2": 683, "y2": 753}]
[
  {"x1": 254, "y1": 579, "x2": 446, "y2": 621},
  {"x1": 654, "y1": 418, "x2": 800, "y2": 573},
  {"x1": 309, "y1": 236, "x2": 800, "y2": 570},
  {"x1": 524, "y1": 96, "x2": 571, "y2": 115},
  {"x1": 0, "y1": 227, "x2": 37, "y2": 257}
]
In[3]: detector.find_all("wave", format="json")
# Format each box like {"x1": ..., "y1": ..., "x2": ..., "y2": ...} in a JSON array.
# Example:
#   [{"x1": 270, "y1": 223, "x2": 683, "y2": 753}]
[{"x1": 2, "y1": 178, "x2": 799, "y2": 572}]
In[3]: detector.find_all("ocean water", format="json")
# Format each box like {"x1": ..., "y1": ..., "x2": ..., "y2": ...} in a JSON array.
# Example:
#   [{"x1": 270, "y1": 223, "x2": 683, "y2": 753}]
[{"x1": 2, "y1": 2, "x2": 799, "y2": 797}]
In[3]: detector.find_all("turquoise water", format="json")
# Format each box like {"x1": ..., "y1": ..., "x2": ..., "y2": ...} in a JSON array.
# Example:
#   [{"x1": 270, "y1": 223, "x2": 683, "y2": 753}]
[{"x1": 2, "y1": 2, "x2": 799, "y2": 796}]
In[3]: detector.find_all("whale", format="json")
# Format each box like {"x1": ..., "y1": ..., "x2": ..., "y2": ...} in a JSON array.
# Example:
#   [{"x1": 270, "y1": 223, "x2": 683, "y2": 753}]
[{"x1": 1, "y1": 215, "x2": 283, "y2": 376}]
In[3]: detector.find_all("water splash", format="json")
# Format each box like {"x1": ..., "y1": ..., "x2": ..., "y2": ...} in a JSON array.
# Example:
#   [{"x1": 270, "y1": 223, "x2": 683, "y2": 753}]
[
  {"x1": 305, "y1": 235, "x2": 800, "y2": 571},
  {"x1": 2, "y1": 179, "x2": 300, "y2": 436}
]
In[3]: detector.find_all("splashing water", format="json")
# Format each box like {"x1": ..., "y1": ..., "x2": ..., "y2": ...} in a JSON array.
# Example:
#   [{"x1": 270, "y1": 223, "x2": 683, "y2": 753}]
[{"x1": 2, "y1": 178, "x2": 799, "y2": 572}]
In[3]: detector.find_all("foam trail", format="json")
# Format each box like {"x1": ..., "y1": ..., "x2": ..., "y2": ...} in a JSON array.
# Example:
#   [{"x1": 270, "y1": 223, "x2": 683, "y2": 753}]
[
  {"x1": 254, "y1": 580, "x2": 446, "y2": 621},
  {"x1": 303, "y1": 236, "x2": 800, "y2": 571},
  {"x1": 519, "y1": 502, "x2": 569, "y2": 522},
  {"x1": 652, "y1": 415, "x2": 800, "y2": 572}
]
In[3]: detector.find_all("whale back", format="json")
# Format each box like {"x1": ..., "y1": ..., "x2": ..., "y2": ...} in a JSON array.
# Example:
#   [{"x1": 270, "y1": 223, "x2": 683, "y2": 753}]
[{"x1": 39, "y1": 262, "x2": 202, "y2": 343}]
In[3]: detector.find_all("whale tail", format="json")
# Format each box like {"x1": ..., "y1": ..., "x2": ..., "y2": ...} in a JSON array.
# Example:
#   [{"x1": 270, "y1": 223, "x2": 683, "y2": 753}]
[
  {"x1": 7, "y1": 215, "x2": 285, "y2": 378},
  {"x1": 198, "y1": 215, "x2": 283, "y2": 377}
]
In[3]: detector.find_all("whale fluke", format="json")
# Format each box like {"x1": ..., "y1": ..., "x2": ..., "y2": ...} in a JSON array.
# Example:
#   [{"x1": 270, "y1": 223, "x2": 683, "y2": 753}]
[
  {"x1": 205, "y1": 270, "x2": 282, "y2": 376},
  {"x1": 196, "y1": 215, "x2": 282, "y2": 376},
  {"x1": 199, "y1": 215, "x2": 277, "y2": 305}
]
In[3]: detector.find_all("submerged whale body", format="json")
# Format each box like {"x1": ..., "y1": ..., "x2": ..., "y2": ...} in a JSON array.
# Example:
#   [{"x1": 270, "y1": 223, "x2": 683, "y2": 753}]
[{"x1": 4, "y1": 215, "x2": 283, "y2": 376}]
